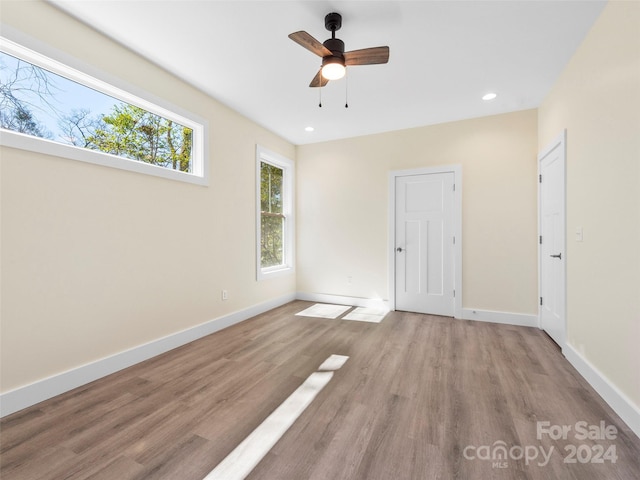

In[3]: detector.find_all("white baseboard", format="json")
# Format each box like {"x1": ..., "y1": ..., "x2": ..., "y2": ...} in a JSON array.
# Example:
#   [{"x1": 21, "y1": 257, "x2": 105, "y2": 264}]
[
  {"x1": 0, "y1": 293, "x2": 296, "y2": 418},
  {"x1": 296, "y1": 292, "x2": 390, "y2": 309},
  {"x1": 461, "y1": 308, "x2": 538, "y2": 328},
  {"x1": 563, "y1": 342, "x2": 640, "y2": 440}
]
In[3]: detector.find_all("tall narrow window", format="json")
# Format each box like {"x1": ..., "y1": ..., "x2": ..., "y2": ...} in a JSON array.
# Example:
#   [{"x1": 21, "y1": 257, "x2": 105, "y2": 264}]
[{"x1": 256, "y1": 146, "x2": 293, "y2": 279}]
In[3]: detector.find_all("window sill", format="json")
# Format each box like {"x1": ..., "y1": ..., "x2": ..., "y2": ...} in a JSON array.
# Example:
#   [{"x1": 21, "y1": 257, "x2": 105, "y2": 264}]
[
  {"x1": 257, "y1": 265, "x2": 294, "y2": 281},
  {"x1": 1, "y1": 130, "x2": 209, "y2": 186}
]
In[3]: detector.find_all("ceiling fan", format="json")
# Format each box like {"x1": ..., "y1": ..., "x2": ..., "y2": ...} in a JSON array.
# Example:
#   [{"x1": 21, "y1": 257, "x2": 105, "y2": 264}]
[{"x1": 289, "y1": 12, "x2": 390, "y2": 87}]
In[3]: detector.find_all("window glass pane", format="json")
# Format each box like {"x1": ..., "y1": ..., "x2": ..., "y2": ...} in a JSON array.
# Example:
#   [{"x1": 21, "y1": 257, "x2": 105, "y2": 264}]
[
  {"x1": 260, "y1": 162, "x2": 283, "y2": 213},
  {"x1": 0, "y1": 51, "x2": 193, "y2": 172},
  {"x1": 261, "y1": 214, "x2": 284, "y2": 268}
]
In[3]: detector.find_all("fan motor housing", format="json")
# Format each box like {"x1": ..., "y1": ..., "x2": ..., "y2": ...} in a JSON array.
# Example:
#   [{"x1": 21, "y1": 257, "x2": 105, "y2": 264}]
[{"x1": 323, "y1": 38, "x2": 345, "y2": 56}]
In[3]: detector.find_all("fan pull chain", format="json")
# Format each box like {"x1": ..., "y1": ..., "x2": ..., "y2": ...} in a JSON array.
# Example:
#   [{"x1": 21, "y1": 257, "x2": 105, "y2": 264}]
[
  {"x1": 345, "y1": 69, "x2": 349, "y2": 108},
  {"x1": 319, "y1": 83, "x2": 322, "y2": 108}
]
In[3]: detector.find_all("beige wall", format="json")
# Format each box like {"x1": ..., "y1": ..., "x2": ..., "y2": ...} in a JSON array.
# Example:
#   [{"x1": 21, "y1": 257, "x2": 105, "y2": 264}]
[
  {"x1": 0, "y1": 1, "x2": 295, "y2": 392},
  {"x1": 296, "y1": 109, "x2": 539, "y2": 314},
  {"x1": 539, "y1": 1, "x2": 640, "y2": 408}
]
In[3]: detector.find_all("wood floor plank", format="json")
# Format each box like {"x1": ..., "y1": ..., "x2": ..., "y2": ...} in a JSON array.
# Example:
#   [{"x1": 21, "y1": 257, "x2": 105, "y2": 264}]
[{"x1": 1, "y1": 300, "x2": 639, "y2": 480}]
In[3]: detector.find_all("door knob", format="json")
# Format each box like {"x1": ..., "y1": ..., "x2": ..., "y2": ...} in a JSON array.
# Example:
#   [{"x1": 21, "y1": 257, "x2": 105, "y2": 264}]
[
  {"x1": 550, "y1": 253, "x2": 562, "y2": 259},
  {"x1": 396, "y1": 247, "x2": 403, "y2": 253}
]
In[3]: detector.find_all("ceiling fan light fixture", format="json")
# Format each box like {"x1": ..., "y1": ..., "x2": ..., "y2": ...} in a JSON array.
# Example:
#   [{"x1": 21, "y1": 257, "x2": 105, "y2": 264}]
[
  {"x1": 321, "y1": 57, "x2": 346, "y2": 80},
  {"x1": 288, "y1": 12, "x2": 389, "y2": 90}
]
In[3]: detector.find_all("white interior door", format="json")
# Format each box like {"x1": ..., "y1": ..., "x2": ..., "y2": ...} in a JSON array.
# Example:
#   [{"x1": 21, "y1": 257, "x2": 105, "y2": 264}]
[
  {"x1": 539, "y1": 133, "x2": 566, "y2": 347},
  {"x1": 395, "y1": 172, "x2": 455, "y2": 316}
]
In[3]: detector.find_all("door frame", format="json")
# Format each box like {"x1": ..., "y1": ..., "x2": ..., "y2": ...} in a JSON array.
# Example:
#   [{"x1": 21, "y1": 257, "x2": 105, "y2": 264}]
[
  {"x1": 537, "y1": 130, "x2": 567, "y2": 347},
  {"x1": 388, "y1": 165, "x2": 462, "y2": 318}
]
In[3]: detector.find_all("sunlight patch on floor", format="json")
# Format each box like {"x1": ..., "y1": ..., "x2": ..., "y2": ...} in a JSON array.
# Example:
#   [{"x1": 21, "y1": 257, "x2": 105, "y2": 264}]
[
  {"x1": 342, "y1": 306, "x2": 389, "y2": 323},
  {"x1": 295, "y1": 303, "x2": 352, "y2": 319},
  {"x1": 203, "y1": 354, "x2": 349, "y2": 480}
]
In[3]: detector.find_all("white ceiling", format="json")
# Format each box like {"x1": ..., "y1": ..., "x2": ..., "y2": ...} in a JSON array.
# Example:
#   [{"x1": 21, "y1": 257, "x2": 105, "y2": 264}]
[{"x1": 50, "y1": 0, "x2": 606, "y2": 145}]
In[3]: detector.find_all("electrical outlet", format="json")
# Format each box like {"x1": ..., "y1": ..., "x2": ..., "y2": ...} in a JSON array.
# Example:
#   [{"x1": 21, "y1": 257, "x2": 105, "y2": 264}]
[{"x1": 222, "y1": 290, "x2": 228, "y2": 301}]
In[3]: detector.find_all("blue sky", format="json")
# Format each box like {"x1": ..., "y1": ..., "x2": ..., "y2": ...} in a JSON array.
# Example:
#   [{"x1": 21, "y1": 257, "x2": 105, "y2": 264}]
[{"x1": 1, "y1": 51, "x2": 122, "y2": 141}]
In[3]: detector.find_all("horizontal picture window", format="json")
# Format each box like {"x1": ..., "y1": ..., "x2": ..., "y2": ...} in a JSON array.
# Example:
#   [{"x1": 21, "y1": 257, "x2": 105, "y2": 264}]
[{"x1": 0, "y1": 37, "x2": 207, "y2": 185}]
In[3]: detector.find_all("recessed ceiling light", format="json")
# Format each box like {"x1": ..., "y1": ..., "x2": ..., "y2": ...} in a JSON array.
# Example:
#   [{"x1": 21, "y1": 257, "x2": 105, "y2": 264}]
[
  {"x1": 482, "y1": 92, "x2": 497, "y2": 101},
  {"x1": 305, "y1": 126, "x2": 314, "y2": 132}
]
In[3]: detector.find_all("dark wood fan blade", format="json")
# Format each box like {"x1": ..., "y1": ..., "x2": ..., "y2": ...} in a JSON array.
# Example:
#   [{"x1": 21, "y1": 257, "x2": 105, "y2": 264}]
[
  {"x1": 309, "y1": 69, "x2": 329, "y2": 88},
  {"x1": 289, "y1": 31, "x2": 332, "y2": 57},
  {"x1": 344, "y1": 46, "x2": 390, "y2": 66}
]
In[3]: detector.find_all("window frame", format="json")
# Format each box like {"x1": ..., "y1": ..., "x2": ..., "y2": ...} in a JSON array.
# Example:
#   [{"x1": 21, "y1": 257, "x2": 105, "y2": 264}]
[
  {"x1": 256, "y1": 145, "x2": 294, "y2": 280},
  {"x1": 0, "y1": 34, "x2": 208, "y2": 186}
]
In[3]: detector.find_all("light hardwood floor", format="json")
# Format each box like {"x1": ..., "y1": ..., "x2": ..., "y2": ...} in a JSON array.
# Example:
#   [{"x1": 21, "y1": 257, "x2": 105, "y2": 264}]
[{"x1": 1, "y1": 301, "x2": 639, "y2": 479}]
